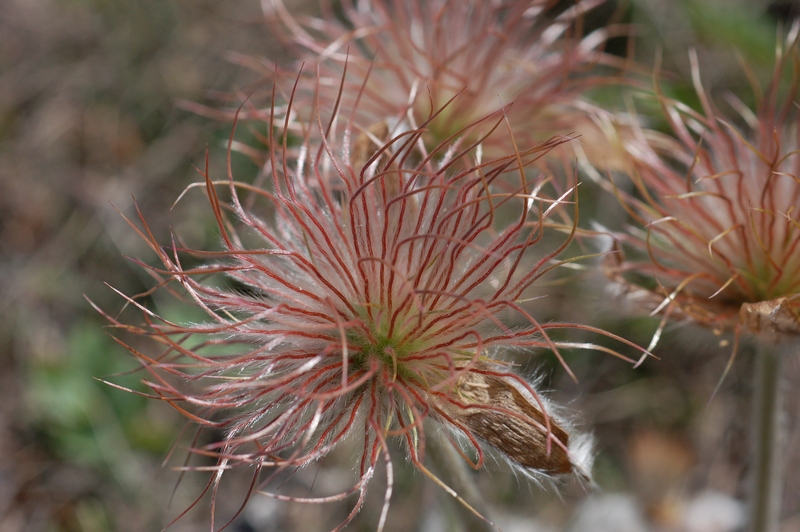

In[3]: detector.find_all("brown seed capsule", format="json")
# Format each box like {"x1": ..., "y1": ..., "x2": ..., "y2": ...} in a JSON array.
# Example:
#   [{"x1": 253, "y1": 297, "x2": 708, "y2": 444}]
[
  {"x1": 435, "y1": 368, "x2": 576, "y2": 476},
  {"x1": 741, "y1": 297, "x2": 800, "y2": 345}
]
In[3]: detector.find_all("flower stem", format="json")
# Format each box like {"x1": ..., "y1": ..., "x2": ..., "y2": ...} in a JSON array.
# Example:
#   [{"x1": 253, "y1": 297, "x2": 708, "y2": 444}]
[
  {"x1": 749, "y1": 342, "x2": 786, "y2": 532},
  {"x1": 428, "y1": 429, "x2": 495, "y2": 532}
]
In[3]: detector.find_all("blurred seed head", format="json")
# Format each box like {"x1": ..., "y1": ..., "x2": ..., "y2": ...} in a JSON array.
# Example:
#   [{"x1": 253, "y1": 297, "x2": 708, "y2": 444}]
[
  {"x1": 231, "y1": 0, "x2": 628, "y2": 165},
  {"x1": 603, "y1": 23, "x2": 800, "y2": 345}
]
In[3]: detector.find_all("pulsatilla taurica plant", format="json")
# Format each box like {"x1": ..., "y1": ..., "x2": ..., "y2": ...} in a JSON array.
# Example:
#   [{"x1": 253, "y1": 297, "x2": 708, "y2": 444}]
[
  {"x1": 602, "y1": 25, "x2": 800, "y2": 351},
  {"x1": 220, "y1": 0, "x2": 627, "y2": 165},
  {"x1": 97, "y1": 71, "x2": 643, "y2": 530},
  {"x1": 600, "y1": 23, "x2": 800, "y2": 532}
]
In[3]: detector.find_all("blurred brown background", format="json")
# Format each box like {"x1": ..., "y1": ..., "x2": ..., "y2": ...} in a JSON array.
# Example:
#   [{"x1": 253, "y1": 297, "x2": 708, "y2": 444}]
[
  {"x1": 1, "y1": 0, "x2": 799, "y2": 531},
  {"x1": 0, "y1": 1, "x2": 281, "y2": 529}
]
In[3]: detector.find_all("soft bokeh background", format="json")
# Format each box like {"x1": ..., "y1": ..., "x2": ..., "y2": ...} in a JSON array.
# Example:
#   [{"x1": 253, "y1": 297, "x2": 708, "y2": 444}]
[{"x1": 1, "y1": 1, "x2": 799, "y2": 530}]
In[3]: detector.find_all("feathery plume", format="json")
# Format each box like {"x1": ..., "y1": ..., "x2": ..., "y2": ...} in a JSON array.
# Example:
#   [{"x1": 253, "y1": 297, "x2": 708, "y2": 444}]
[
  {"x1": 218, "y1": 0, "x2": 628, "y2": 164},
  {"x1": 97, "y1": 69, "x2": 643, "y2": 530},
  {"x1": 604, "y1": 25, "x2": 800, "y2": 346},
  {"x1": 601, "y1": 23, "x2": 800, "y2": 532}
]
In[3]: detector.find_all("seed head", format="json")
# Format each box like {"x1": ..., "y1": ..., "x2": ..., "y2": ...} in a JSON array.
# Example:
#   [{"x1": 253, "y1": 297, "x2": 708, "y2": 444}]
[
  {"x1": 98, "y1": 72, "x2": 642, "y2": 530},
  {"x1": 239, "y1": 0, "x2": 625, "y2": 162},
  {"x1": 604, "y1": 24, "x2": 800, "y2": 346}
]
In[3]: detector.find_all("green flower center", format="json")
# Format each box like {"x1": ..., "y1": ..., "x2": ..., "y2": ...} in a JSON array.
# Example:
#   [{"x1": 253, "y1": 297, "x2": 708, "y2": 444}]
[{"x1": 349, "y1": 330, "x2": 419, "y2": 382}]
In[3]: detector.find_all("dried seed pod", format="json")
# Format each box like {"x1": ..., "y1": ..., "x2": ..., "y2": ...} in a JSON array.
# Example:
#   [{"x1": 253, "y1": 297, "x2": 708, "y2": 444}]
[
  {"x1": 436, "y1": 367, "x2": 592, "y2": 479},
  {"x1": 740, "y1": 297, "x2": 800, "y2": 345}
]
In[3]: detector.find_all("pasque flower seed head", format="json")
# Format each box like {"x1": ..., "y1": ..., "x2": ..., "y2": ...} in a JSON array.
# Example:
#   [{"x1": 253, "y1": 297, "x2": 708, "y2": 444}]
[
  {"x1": 604, "y1": 25, "x2": 800, "y2": 346},
  {"x1": 98, "y1": 64, "x2": 643, "y2": 531}
]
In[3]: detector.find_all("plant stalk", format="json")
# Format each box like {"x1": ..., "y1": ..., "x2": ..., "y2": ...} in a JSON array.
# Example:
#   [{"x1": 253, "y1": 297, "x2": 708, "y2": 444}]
[
  {"x1": 428, "y1": 429, "x2": 495, "y2": 532},
  {"x1": 749, "y1": 343, "x2": 786, "y2": 532}
]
